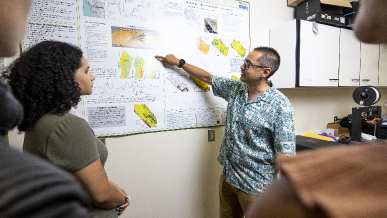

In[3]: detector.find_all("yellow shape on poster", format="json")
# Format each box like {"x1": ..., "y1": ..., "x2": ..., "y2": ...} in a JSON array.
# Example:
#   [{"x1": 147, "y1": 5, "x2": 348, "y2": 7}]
[
  {"x1": 190, "y1": 76, "x2": 210, "y2": 91},
  {"x1": 231, "y1": 75, "x2": 240, "y2": 80},
  {"x1": 119, "y1": 51, "x2": 132, "y2": 79},
  {"x1": 231, "y1": 40, "x2": 246, "y2": 57},
  {"x1": 134, "y1": 55, "x2": 145, "y2": 79},
  {"x1": 197, "y1": 38, "x2": 209, "y2": 54},
  {"x1": 212, "y1": 38, "x2": 228, "y2": 56},
  {"x1": 134, "y1": 104, "x2": 157, "y2": 128}
]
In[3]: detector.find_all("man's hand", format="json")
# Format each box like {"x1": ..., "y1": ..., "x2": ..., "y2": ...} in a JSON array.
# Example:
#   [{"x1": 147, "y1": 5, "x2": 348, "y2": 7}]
[
  {"x1": 155, "y1": 54, "x2": 180, "y2": 67},
  {"x1": 155, "y1": 54, "x2": 213, "y2": 84}
]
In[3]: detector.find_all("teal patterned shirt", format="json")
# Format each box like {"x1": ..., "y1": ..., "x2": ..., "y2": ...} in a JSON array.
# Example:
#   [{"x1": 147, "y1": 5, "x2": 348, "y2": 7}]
[{"x1": 211, "y1": 76, "x2": 296, "y2": 196}]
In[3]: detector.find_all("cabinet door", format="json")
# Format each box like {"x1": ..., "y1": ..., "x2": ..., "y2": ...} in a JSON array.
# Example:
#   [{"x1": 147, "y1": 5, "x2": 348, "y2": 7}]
[
  {"x1": 269, "y1": 20, "x2": 296, "y2": 88},
  {"x1": 379, "y1": 44, "x2": 387, "y2": 86},
  {"x1": 360, "y1": 43, "x2": 379, "y2": 86},
  {"x1": 299, "y1": 20, "x2": 340, "y2": 86},
  {"x1": 339, "y1": 28, "x2": 360, "y2": 86}
]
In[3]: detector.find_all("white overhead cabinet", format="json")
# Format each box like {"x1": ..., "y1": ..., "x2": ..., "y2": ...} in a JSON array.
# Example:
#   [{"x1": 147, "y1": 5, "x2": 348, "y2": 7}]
[
  {"x1": 270, "y1": 19, "x2": 385, "y2": 88},
  {"x1": 298, "y1": 20, "x2": 340, "y2": 87},
  {"x1": 339, "y1": 28, "x2": 360, "y2": 86},
  {"x1": 380, "y1": 44, "x2": 387, "y2": 86},
  {"x1": 269, "y1": 19, "x2": 297, "y2": 88},
  {"x1": 360, "y1": 43, "x2": 380, "y2": 86},
  {"x1": 270, "y1": 20, "x2": 340, "y2": 88}
]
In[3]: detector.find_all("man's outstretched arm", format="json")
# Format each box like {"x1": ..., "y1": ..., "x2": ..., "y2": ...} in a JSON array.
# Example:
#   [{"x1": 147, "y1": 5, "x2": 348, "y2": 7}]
[{"x1": 155, "y1": 54, "x2": 213, "y2": 84}]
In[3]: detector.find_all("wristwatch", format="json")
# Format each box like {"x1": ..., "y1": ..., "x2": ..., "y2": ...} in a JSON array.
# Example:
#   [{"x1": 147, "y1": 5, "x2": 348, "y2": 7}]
[{"x1": 178, "y1": 59, "x2": 186, "y2": 68}]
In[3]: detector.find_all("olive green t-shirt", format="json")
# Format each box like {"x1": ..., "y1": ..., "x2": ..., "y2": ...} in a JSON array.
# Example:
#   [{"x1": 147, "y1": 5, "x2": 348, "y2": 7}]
[{"x1": 23, "y1": 112, "x2": 117, "y2": 218}]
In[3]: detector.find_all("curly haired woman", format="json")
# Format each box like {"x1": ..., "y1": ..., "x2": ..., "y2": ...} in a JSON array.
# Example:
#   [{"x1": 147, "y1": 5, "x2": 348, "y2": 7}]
[{"x1": 3, "y1": 40, "x2": 129, "y2": 218}]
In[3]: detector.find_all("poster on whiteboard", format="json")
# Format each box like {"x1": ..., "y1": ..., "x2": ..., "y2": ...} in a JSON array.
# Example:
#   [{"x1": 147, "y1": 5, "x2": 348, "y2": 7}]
[{"x1": 23, "y1": 0, "x2": 250, "y2": 136}]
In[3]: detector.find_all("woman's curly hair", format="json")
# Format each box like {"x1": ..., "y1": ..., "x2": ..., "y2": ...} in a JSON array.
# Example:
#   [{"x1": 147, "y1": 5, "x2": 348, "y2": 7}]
[{"x1": 2, "y1": 40, "x2": 83, "y2": 131}]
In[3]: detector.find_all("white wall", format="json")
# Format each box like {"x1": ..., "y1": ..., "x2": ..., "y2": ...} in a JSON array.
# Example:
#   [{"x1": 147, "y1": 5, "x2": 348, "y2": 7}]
[
  {"x1": 282, "y1": 87, "x2": 387, "y2": 134},
  {"x1": 9, "y1": 1, "x2": 387, "y2": 218},
  {"x1": 250, "y1": 0, "x2": 296, "y2": 48},
  {"x1": 8, "y1": 127, "x2": 226, "y2": 218}
]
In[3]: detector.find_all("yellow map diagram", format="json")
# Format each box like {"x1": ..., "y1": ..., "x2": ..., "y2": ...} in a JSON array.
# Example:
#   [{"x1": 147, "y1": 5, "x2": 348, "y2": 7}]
[
  {"x1": 134, "y1": 104, "x2": 157, "y2": 128},
  {"x1": 190, "y1": 76, "x2": 210, "y2": 91},
  {"x1": 212, "y1": 38, "x2": 228, "y2": 56},
  {"x1": 111, "y1": 27, "x2": 161, "y2": 49},
  {"x1": 119, "y1": 51, "x2": 132, "y2": 79},
  {"x1": 231, "y1": 75, "x2": 240, "y2": 80},
  {"x1": 134, "y1": 55, "x2": 145, "y2": 79},
  {"x1": 231, "y1": 40, "x2": 246, "y2": 57},
  {"x1": 197, "y1": 38, "x2": 209, "y2": 54}
]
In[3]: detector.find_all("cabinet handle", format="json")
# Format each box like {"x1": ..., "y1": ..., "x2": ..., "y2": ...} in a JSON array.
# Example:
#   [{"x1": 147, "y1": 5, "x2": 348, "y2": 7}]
[
  {"x1": 362, "y1": 79, "x2": 371, "y2": 82},
  {"x1": 352, "y1": 79, "x2": 359, "y2": 82},
  {"x1": 329, "y1": 79, "x2": 339, "y2": 82}
]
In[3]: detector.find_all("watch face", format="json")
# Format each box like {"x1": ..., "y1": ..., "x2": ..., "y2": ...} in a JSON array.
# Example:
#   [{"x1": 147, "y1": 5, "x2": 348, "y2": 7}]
[{"x1": 179, "y1": 59, "x2": 185, "y2": 68}]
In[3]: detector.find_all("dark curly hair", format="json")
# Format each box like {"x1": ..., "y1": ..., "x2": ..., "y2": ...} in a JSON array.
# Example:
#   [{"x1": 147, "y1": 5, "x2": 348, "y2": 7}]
[{"x1": 2, "y1": 40, "x2": 83, "y2": 131}]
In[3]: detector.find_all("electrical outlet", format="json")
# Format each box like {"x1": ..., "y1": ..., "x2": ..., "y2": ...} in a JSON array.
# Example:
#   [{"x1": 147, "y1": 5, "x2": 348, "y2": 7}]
[
  {"x1": 334, "y1": 116, "x2": 339, "y2": 122},
  {"x1": 208, "y1": 129, "x2": 215, "y2": 141}
]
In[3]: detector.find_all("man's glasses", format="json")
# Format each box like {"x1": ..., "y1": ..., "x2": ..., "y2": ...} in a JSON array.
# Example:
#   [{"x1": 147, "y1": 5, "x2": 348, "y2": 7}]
[{"x1": 243, "y1": 60, "x2": 268, "y2": 69}]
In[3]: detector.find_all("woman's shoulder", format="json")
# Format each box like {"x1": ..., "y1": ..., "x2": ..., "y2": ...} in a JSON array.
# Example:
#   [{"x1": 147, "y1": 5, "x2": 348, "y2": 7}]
[
  {"x1": 29, "y1": 112, "x2": 92, "y2": 140},
  {"x1": 38, "y1": 112, "x2": 89, "y2": 128}
]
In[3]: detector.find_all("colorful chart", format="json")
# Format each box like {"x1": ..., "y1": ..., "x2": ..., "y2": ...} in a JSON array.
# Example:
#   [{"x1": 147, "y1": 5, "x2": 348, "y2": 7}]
[
  {"x1": 231, "y1": 75, "x2": 240, "y2": 80},
  {"x1": 190, "y1": 76, "x2": 210, "y2": 91},
  {"x1": 231, "y1": 40, "x2": 246, "y2": 57},
  {"x1": 212, "y1": 38, "x2": 228, "y2": 56},
  {"x1": 111, "y1": 27, "x2": 161, "y2": 49},
  {"x1": 134, "y1": 104, "x2": 157, "y2": 128},
  {"x1": 134, "y1": 55, "x2": 145, "y2": 79},
  {"x1": 148, "y1": 59, "x2": 160, "y2": 79},
  {"x1": 83, "y1": 0, "x2": 104, "y2": 18},
  {"x1": 197, "y1": 38, "x2": 209, "y2": 54},
  {"x1": 119, "y1": 51, "x2": 133, "y2": 79}
]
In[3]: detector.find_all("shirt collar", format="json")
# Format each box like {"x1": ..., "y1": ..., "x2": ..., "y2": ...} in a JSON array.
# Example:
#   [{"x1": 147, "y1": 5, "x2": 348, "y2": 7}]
[{"x1": 244, "y1": 80, "x2": 276, "y2": 103}]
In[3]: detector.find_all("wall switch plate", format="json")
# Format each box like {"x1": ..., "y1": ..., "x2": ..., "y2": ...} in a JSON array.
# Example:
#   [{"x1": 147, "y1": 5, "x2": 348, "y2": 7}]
[{"x1": 208, "y1": 129, "x2": 215, "y2": 141}]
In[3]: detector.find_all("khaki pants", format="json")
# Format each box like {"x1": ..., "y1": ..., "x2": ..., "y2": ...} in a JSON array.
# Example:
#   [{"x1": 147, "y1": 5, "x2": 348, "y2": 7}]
[{"x1": 219, "y1": 174, "x2": 257, "y2": 218}]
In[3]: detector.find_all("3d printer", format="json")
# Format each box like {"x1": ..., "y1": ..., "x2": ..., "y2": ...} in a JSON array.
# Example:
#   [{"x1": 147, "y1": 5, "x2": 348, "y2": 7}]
[{"x1": 350, "y1": 86, "x2": 382, "y2": 142}]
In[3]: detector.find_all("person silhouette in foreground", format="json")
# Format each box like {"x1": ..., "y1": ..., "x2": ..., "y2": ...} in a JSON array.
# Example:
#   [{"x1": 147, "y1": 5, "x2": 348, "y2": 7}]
[
  {"x1": 246, "y1": 1, "x2": 387, "y2": 217},
  {"x1": 0, "y1": 1, "x2": 92, "y2": 217}
]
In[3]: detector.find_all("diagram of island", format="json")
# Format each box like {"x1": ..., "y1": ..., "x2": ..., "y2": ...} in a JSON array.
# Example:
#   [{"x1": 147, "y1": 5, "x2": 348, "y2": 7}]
[
  {"x1": 231, "y1": 75, "x2": 240, "y2": 80},
  {"x1": 191, "y1": 76, "x2": 210, "y2": 91},
  {"x1": 120, "y1": 51, "x2": 133, "y2": 79},
  {"x1": 231, "y1": 40, "x2": 246, "y2": 57},
  {"x1": 111, "y1": 27, "x2": 161, "y2": 49},
  {"x1": 134, "y1": 55, "x2": 145, "y2": 79},
  {"x1": 197, "y1": 38, "x2": 209, "y2": 54},
  {"x1": 212, "y1": 38, "x2": 228, "y2": 56},
  {"x1": 134, "y1": 104, "x2": 157, "y2": 128}
]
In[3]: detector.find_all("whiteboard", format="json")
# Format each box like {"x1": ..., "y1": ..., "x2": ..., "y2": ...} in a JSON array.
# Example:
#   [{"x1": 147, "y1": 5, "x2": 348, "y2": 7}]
[{"x1": 23, "y1": 0, "x2": 250, "y2": 136}]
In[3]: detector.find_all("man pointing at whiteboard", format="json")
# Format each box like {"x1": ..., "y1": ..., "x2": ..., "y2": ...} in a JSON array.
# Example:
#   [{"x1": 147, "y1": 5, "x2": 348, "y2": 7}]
[{"x1": 155, "y1": 47, "x2": 295, "y2": 218}]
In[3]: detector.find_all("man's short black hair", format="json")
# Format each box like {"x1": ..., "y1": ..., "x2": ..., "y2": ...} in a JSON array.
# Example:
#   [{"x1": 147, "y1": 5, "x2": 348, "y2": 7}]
[{"x1": 253, "y1": 46, "x2": 281, "y2": 79}]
